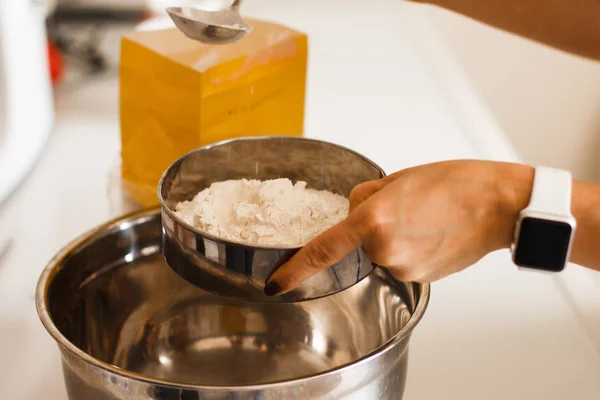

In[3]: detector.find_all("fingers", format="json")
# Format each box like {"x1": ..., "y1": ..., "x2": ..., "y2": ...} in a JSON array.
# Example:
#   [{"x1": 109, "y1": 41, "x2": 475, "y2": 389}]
[
  {"x1": 264, "y1": 216, "x2": 363, "y2": 296},
  {"x1": 263, "y1": 175, "x2": 396, "y2": 296}
]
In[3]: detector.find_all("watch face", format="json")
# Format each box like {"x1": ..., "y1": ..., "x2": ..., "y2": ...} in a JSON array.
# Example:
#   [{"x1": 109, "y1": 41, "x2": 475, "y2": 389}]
[{"x1": 513, "y1": 217, "x2": 573, "y2": 271}]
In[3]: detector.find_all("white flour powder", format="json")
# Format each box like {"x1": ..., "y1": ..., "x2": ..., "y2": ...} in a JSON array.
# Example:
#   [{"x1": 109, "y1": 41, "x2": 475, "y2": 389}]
[{"x1": 174, "y1": 178, "x2": 349, "y2": 246}]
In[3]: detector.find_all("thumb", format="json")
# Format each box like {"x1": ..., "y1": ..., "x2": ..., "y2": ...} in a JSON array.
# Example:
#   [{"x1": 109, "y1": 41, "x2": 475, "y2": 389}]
[
  {"x1": 264, "y1": 216, "x2": 363, "y2": 296},
  {"x1": 349, "y1": 179, "x2": 388, "y2": 212}
]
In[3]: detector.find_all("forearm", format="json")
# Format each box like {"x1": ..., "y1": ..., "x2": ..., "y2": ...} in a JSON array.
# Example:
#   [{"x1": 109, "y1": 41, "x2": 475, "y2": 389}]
[
  {"x1": 570, "y1": 180, "x2": 600, "y2": 270},
  {"x1": 416, "y1": 0, "x2": 600, "y2": 61},
  {"x1": 498, "y1": 163, "x2": 600, "y2": 272}
]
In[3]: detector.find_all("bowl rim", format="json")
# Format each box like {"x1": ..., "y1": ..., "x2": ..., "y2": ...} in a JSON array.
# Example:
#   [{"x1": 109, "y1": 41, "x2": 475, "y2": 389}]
[
  {"x1": 156, "y1": 135, "x2": 387, "y2": 251},
  {"x1": 35, "y1": 207, "x2": 431, "y2": 390}
]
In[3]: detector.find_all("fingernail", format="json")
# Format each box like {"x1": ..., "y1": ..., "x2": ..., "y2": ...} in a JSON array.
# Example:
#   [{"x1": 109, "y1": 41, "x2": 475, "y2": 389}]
[{"x1": 264, "y1": 281, "x2": 282, "y2": 296}]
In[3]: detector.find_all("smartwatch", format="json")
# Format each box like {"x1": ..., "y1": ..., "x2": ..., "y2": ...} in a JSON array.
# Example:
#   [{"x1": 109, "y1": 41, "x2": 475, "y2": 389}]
[{"x1": 511, "y1": 166, "x2": 576, "y2": 272}]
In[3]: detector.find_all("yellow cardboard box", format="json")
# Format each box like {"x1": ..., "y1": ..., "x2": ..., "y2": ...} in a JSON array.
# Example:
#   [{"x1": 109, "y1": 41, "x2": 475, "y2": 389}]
[{"x1": 119, "y1": 20, "x2": 308, "y2": 207}]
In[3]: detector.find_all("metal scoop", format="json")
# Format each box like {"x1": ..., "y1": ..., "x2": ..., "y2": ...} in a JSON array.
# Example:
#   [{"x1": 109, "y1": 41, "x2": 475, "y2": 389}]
[{"x1": 166, "y1": 0, "x2": 252, "y2": 45}]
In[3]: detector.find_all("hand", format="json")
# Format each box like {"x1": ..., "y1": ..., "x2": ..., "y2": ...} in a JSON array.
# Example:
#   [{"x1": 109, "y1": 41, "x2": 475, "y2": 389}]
[{"x1": 263, "y1": 160, "x2": 534, "y2": 296}]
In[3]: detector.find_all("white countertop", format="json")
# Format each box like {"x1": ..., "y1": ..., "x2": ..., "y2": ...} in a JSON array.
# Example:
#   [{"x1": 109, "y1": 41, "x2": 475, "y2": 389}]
[{"x1": 0, "y1": 1, "x2": 599, "y2": 398}]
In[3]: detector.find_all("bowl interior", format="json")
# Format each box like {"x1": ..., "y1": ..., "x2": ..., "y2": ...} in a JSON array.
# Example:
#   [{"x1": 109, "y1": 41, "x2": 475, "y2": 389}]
[
  {"x1": 159, "y1": 137, "x2": 385, "y2": 212},
  {"x1": 45, "y1": 211, "x2": 418, "y2": 387}
]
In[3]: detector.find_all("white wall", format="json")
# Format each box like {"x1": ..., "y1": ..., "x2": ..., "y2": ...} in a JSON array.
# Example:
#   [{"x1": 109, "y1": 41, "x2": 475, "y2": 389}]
[{"x1": 423, "y1": 7, "x2": 600, "y2": 182}]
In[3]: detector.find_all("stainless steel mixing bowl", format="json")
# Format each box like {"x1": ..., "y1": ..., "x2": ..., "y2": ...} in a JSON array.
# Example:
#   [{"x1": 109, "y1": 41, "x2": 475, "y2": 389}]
[
  {"x1": 36, "y1": 208, "x2": 429, "y2": 400},
  {"x1": 158, "y1": 136, "x2": 386, "y2": 302}
]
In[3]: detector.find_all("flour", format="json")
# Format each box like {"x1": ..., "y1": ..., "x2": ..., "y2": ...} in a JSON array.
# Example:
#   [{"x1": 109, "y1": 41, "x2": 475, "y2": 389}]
[{"x1": 174, "y1": 178, "x2": 349, "y2": 246}]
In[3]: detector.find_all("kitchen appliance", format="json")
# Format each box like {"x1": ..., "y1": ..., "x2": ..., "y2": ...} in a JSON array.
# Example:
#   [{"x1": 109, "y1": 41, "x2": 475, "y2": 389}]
[
  {"x1": 158, "y1": 137, "x2": 384, "y2": 303},
  {"x1": 0, "y1": 0, "x2": 55, "y2": 251},
  {"x1": 36, "y1": 208, "x2": 429, "y2": 399}
]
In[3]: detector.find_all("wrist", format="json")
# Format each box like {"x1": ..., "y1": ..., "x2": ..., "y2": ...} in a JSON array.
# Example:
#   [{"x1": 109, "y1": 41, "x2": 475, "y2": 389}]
[{"x1": 492, "y1": 162, "x2": 535, "y2": 250}]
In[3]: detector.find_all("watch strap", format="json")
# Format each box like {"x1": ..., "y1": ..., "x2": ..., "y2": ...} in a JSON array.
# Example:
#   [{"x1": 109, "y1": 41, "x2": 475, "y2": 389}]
[{"x1": 525, "y1": 166, "x2": 573, "y2": 216}]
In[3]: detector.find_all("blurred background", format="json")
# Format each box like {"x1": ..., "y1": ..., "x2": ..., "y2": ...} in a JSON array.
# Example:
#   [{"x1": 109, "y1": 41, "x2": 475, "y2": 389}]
[
  {"x1": 4, "y1": 0, "x2": 597, "y2": 209},
  {"x1": 45, "y1": 0, "x2": 600, "y2": 182},
  {"x1": 427, "y1": 7, "x2": 600, "y2": 183}
]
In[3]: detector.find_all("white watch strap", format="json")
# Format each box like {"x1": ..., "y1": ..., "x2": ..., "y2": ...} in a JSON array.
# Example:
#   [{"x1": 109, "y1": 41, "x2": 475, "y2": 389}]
[{"x1": 526, "y1": 166, "x2": 573, "y2": 216}]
